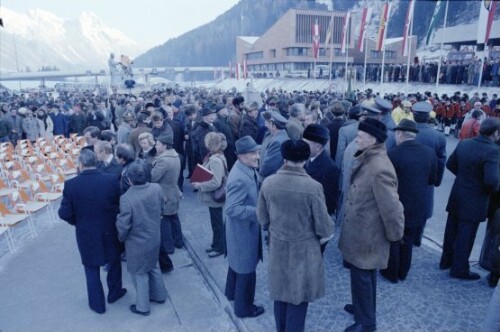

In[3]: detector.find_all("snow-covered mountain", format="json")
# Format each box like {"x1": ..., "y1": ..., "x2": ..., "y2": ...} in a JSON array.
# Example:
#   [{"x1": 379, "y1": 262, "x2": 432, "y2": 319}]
[{"x1": 0, "y1": 7, "x2": 143, "y2": 73}]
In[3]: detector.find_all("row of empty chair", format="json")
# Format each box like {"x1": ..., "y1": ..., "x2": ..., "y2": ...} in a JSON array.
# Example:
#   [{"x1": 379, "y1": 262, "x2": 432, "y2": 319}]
[{"x1": 0, "y1": 135, "x2": 84, "y2": 253}]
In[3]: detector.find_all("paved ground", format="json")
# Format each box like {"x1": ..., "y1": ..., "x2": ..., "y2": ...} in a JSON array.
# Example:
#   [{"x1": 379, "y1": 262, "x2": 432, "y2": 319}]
[{"x1": 0, "y1": 134, "x2": 495, "y2": 331}]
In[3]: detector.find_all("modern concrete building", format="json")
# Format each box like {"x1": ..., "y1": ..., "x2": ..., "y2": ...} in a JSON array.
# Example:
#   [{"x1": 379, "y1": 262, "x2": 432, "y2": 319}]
[{"x1": 236, "y1": 8, "x2": 417, "y2": 78}]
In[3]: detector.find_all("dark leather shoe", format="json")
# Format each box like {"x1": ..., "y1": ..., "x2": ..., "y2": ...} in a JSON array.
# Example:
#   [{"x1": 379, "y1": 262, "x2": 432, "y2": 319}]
[
  {"x1": 108, "y1": 288, "x2": 127, "y2": 304},
  {"x1": 344, "y1": 304, "x2": 354, "y2": 315},
  {"x1": 450, "y1": 271, "x2": 480, "y2": 280},
  {"x1": 439, "y1": 262, "x2": 451, "y2": 270},
  {"x1": 161, "y1": 266, "x2": 174, "y2": 273},
  {"x1": 130, "y1": 304, "x2": 150, "y2": 316},
  {"x1": 243, "y1": 305, "x2": 264, "y2": 318},
  {"x1": 344, "y1": 322, "x2": 376, "y2": 332},
  {"x1": 150, "y1": 299, "x2": 166, "y2": 304},
  {"x1": 379, "y1": 270, "x2": 398, "y2": 284},
  {"x1": 208, "y1": 251, "x2": 223, "y2": 258}
]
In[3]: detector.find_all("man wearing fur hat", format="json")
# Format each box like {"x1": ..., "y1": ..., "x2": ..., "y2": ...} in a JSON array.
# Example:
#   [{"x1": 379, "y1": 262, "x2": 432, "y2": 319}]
[
  {"x1": 303, "y1": 124, "x2": 340, "y2": 219},
  {"x1": 257, "y1": 140, "x2": 333, "y2": 332},
  {"x1": 339, "y1": 118, "x2": 404, "y2": 332}
]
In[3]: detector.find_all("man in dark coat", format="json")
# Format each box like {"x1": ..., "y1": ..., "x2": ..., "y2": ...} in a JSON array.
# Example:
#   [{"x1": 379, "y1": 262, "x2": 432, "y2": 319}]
[
  {"x1": 58, "y1": 150, "x2": 126, "y2": 314},
  {"x1": 325, "y1": 102, "x2": 346, "y2": 162},
  {"x1": 214, "y1": 104, "x2": 236, "y2": 171},
  {"x1": 224, "y1": 136, "x2": 264, "y2": 318},
  {"x1": 239, "y1": 102, "x2": 259, "y2": 141},
  {"x1": 303, "y1": 124, "x2": 340, "y2": 218},
  {"x1": 95, "y1": 140, "x2": 122, "y2": 177},
  {"x1": 412, "y1": 101, "x2": 447, "y2": 246},
  {"x1": 440, "y1": 118, "x2": 500, "y2": 280},
  {"x1": 380, "y1": 120, "x2": 438, "y2": 283},
  {"x1": 192, "y1": 106, "x2": 218, "y2": 165}
]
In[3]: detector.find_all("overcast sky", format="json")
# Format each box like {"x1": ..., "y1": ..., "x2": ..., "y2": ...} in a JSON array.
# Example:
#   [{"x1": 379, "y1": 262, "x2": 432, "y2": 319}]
[{"x1": 2, "y1": 0, "x2": 240, "y2": 49}]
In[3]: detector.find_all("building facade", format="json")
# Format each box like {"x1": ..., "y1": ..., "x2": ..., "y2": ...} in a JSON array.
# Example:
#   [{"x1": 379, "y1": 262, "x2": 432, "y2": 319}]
[{"x1": 236, "y1": 8, "x2": 417, "y2": 78}]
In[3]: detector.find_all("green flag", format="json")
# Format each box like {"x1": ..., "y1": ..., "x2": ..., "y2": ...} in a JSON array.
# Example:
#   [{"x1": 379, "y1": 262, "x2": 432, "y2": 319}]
[{"x1": 425, "y1": 0, "x2": 444, "y2": 45}]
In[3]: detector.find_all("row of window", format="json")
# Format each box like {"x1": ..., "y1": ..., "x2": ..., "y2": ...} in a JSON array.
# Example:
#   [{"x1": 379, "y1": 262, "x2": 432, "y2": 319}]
[{"x1": 245, "y1": 48, "x2": 395, "y2": 60}]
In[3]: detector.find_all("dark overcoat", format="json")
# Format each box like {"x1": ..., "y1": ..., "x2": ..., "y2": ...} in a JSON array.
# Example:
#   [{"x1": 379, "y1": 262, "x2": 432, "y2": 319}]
[
  {"x1": 305, "y1": 149, "x2": 340, "y2": 215},
  {"x1": 388, "y1": 140, "x2": 438, "y2": 227},
  {"x1": 446, "y1": 135, "x2": 500, "y2": 223},
  {"x1": 415, "y1": 122, "x2": 447, "y2": 218},
  {"x1": 224, "y1": 160, "x2": 262, "y2": 274},
  {"x1": 58, "y1": 169, "x2": 122, "y2": 266}
]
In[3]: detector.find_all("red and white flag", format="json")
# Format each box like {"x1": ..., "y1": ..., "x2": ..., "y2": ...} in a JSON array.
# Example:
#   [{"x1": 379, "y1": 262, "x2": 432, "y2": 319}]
[
  {"x1": 402, "y1": 0, "x2": 415, "y2": 56},
  {"x1": 243, "y1": 60, "x2": 247, "y2": 79},
  {"x1": 376, "y1": 2, "x2": 391, "y2": 52},
  {"x1": 357, "y1": 8, "x2": 372, "y2": 52},
  {"x1": 477, "y1": 0, "x2": 497, "y2": 45},
  {"x1": 236, "y1": 63, "x2": 241, "y2": 80},
  {"x1": 324, "y1": 14, "x2": 334, "y2": 49},
  {"x1": 312, "y1": 19, "x2": 320, "y2": 58},
  {"x1": 341, "y1": 11, "x2": 351, "y2": 54}
]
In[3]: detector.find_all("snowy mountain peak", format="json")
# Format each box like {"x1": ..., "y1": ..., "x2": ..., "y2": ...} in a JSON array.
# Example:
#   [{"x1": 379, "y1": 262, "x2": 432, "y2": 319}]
[{"x1": 0, "y1": 7, "x2": 143, "y2": 73}]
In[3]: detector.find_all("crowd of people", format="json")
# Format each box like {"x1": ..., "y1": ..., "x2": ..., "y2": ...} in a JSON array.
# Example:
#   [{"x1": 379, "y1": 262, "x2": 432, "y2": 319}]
[
  {"x1": 1, "y1": 83, "x2": 499, "y2": 331},
  {"x1": 317, "y1": 56, "x2": 500, "y2": 88}
]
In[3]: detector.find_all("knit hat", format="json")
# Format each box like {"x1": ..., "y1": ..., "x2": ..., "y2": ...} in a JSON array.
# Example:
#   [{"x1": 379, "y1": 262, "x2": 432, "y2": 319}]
[
  {"x1": 358, "y1": 118, "x2": 387, "y2": 143},
  {"x1": 157, "y1": 134, "x2": 173, "y2": 146},
  {"x1": 281, "y1": 140, "x2": 310, "y2": 162},
  {"x1": 303, "y1": 124, "x2": 330, "y2": 145}
]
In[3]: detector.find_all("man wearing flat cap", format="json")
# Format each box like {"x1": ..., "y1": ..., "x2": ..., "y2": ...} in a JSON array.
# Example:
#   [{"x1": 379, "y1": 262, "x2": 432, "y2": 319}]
[
  {"x1": 303, "y1": 124, "x2": 340, "y2": 221},
  {"x1": 411, "y1": 101, "x2": 447, "y2": 246},
  {"x1": 379, "y1": 119, "x2": 438, "y2": 283},
  {"x1": 224, "y1": 136, "x2": 265, "y2": 318},
  {"x1": 259, "y1": 111, "x2": 289, "y2": 182},
  {"x1": 375, "y1": 96, "x2": 396, "y2": 130},
  {"x1": 192, "y1": 105, "x2": 219, "y2": 165},
  {"x1": 339, "y1": 118, "x2": 404, "y2": 332},
  {"x1": 257, "y1": 140, "x2": 333, "y2": 332}
]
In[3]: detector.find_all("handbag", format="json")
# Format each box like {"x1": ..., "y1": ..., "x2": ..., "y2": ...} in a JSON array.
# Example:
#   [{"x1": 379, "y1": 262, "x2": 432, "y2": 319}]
[{"x1": 211, "y1": 155, "x2": 228, "y2": 203}]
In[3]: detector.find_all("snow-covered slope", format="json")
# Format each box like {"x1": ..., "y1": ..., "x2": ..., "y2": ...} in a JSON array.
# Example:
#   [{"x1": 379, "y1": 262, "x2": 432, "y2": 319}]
[{"x1": 0, "y1": 7, "x2": 143, "y2": 72}]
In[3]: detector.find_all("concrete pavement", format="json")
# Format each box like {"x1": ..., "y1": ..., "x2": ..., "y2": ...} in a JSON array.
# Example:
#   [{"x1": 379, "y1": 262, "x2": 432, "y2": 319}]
[{"x1": 0, "y1": 134, "x2": 495, "y2": 331}]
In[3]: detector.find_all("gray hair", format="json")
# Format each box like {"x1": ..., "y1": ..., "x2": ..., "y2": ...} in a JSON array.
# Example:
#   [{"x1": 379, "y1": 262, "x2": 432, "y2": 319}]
[
  {"x1": 126, "y1": 160, "x2": 150, "y2": 185},
  {"x1": 289, "y1": 103, "x2": 306, "y2": 118},
  {"x1": 94, "y1": 140, "x2": 113, "y2": 155},
  {"x1": 399, "y1": 131, "x2": 417, "y2": 140},
  {"x1": 78, "y1": 149, "x2": 97, "y2": 167}
]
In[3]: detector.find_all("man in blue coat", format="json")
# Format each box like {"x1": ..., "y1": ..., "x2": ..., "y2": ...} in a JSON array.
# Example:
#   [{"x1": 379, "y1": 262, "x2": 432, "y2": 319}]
[
  {"x1": 380, "y1": 119, "x2": 438, "y2": 283},
  {"x1": 440, "y1": 118, "x2": 500, "y2": 280},
  {"x1": 58, "y1": 150, "x2": 126, "y2": 314},
  {"x1": 224, "y1": 136, "x2": 264, "y2": 318},
  {"x1": 412, "y1": 101, "x2": 447, "y2": 246}
]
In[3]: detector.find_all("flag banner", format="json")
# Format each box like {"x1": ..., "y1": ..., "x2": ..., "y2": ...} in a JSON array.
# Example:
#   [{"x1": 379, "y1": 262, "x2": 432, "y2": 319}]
[
  {"x1": 477, "y1": 0, "x2": 497, "y2": 44},
  {"x1": 312, "y1": 19, "x2": 320, "y2": 58},
  {"x1": 425, "y1": 0, "x2": 444, "y2": 45},
  {"x1": 324, "y1": 14, "x2": 334, "y2": 49},
  {"x1": 243, "y1": 60, "x2": 247, "y2": 79},
  {"x1": 229, "y1": 62, "x2": 232, "y2": 78},
  {"x1": 357, "y1": 8, "x2": 372, "y2": 52},
  {"x1": 213, "y1": 67, "x2": 216, "y2": 80},
  {"x1": 402, "y1": 0, "x2": 415, "y2": 56},
  {"x1": 341, "y1": 11, "x2": 351, "y2": 54},
  {"x1": 376, "y1": 3, "x2": 391, "y2": 51}
]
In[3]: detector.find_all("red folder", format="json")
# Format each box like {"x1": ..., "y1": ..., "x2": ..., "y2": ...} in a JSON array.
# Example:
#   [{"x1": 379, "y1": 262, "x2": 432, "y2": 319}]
[{"x1": 191, "y1": 164, "x2": 214, "y2": 183}]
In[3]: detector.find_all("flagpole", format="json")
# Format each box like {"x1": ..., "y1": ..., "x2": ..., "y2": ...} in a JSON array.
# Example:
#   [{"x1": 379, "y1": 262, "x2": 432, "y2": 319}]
[
  {"x1": 405, "y1": 4, "x2": 414, "y2": 85},
  {"x1": 363, "y1": 32, "x2": 368, "y2": 88},
  {"x1": 328, "y1": 12, "x2": 334, "y2": 84},
  {"x1": 436, "y1": 0, "x2": 449, "y2": 90},
  {"x1": 380, "y1": 4, "x2": 389, "y2": 85}
]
